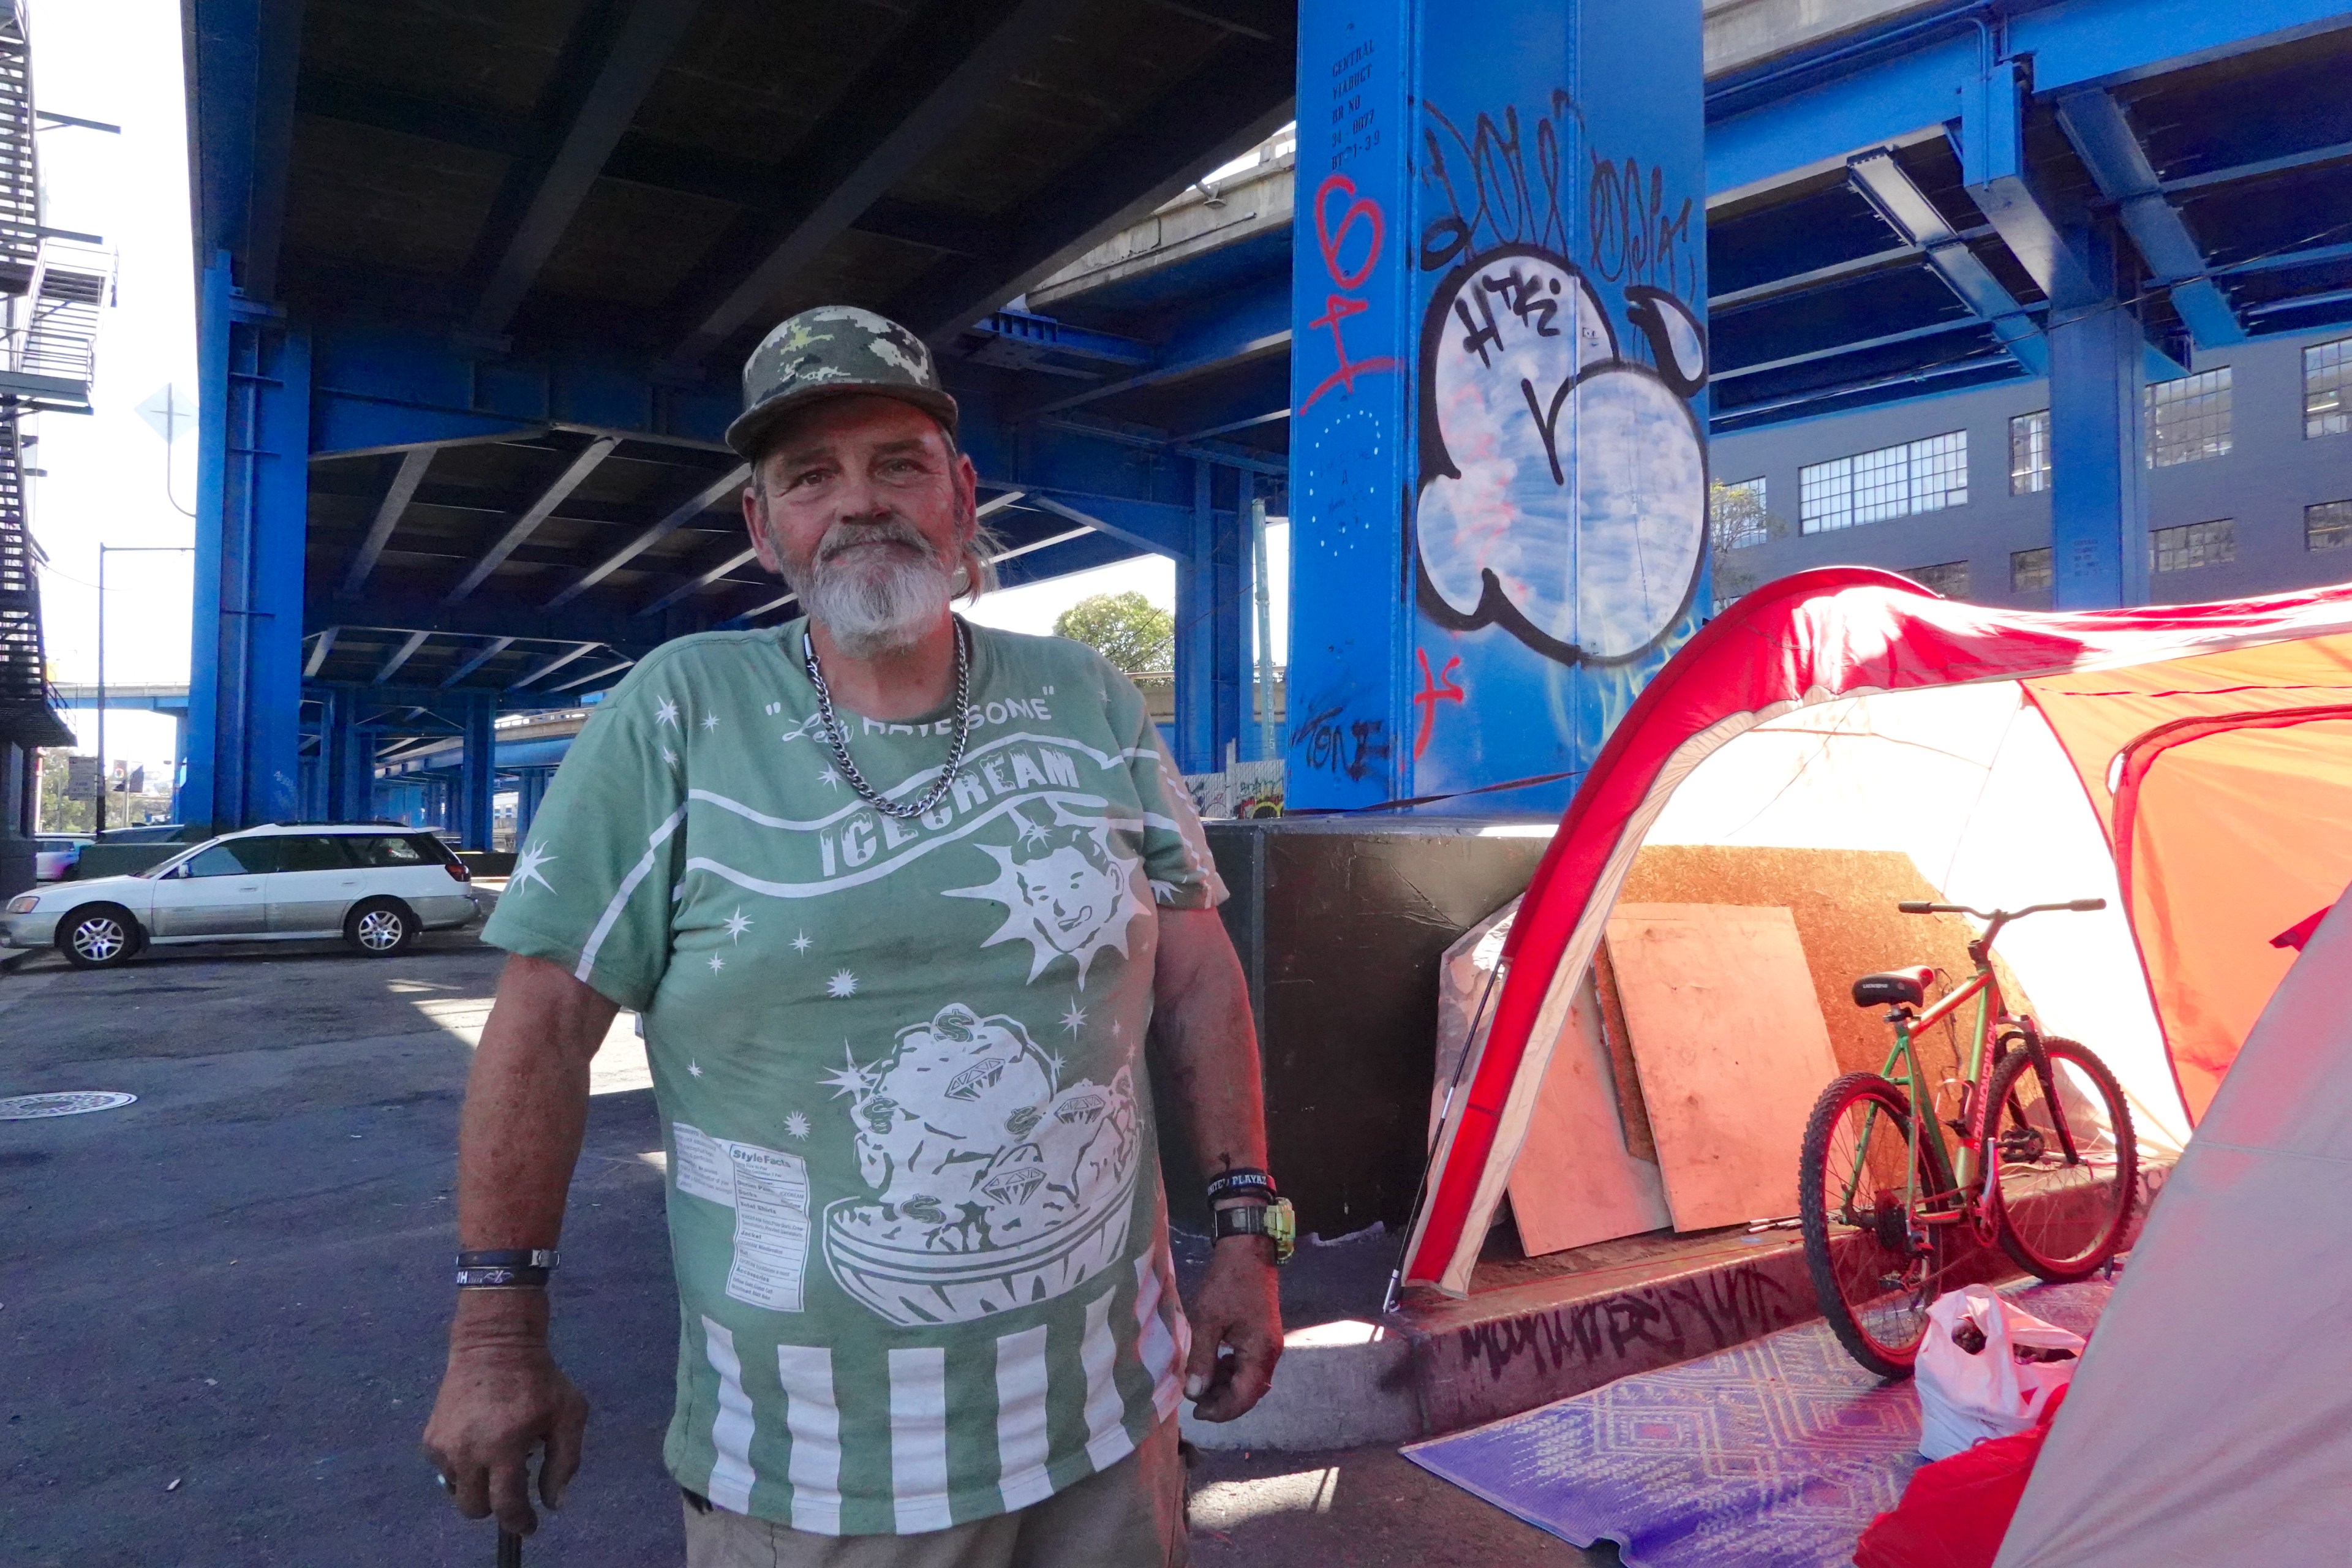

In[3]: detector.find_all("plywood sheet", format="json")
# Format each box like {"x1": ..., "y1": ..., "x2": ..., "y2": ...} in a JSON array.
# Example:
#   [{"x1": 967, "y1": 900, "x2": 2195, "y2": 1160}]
[
  {"x1": 1619, "y1": 845, "x2": 2037, "y2": 1095},
  {"x1": 1506, "y1": 968, "x2": 1673, "y2": 1255},
  {"x1": 1605, "y1": 903, "x2": 1839, "y2": 1232}
]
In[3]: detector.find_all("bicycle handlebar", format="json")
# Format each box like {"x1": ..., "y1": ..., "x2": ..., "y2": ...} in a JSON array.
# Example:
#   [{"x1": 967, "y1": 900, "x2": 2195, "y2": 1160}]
[{"x1": 1896, "y1": 898, "x2": 2106, "y2": 919}]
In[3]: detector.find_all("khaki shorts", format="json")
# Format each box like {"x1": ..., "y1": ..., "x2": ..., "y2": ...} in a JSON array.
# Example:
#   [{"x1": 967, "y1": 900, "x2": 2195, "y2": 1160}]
[{"x1": 680, "y1": 1417, "x2": 1188, "y2": 1568}]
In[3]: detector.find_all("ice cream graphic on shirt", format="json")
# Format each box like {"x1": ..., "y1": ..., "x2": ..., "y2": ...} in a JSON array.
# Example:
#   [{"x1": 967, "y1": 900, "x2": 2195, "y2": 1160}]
[
  {"x1": 946, "y1": 809, "x2": 1148, "y2": 987},
  {"x1": 821, "y1": 1002, "x2": 1139, "y2": 1325}
]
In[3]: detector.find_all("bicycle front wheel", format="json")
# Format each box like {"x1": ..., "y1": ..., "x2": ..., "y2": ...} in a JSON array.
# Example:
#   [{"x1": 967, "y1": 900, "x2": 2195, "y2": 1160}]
[
  {"x1": 1988, "y1": 1036, "x2": 2138, "y2": 1281},
  {"x1": 1800, "y1": 1072, "x2": 1950, "y2": 1379}
]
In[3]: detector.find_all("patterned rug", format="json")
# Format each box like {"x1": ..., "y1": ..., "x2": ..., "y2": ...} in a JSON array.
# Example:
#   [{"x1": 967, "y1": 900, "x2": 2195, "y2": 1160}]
[{"x1": 1400, "y1": 1280, "x2": 2112, "y2": 1568}]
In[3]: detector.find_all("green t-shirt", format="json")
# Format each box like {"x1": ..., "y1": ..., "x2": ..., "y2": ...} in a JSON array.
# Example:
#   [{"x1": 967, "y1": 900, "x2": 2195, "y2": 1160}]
[{"x1": 483, "y1": 619, "x2": 1224, "y2": 1535}]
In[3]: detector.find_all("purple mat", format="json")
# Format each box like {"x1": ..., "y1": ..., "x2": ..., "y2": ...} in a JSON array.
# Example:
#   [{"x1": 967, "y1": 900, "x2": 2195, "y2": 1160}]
[{"x1": 1400, "y1": 1280, "x2": 2111, "y2": 1568}]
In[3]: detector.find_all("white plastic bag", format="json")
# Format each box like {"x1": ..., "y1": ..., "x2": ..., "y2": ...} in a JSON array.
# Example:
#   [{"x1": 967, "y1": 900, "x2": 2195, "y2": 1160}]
[{"x1": 1915, "y1": 1284, "x2": 2085, "y2": 1460}]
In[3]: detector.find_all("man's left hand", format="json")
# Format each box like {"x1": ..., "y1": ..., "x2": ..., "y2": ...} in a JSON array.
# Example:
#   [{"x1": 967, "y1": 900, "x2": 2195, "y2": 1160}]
[{"x1": 1183, "y1": 1232, "x2": 1283, "y2": 1422}]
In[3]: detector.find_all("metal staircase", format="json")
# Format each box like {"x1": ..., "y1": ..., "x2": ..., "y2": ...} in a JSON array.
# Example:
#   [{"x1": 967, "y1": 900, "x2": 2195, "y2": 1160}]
[{"x1": 0, "y1": 0, "x2": 83, "y2": 753}]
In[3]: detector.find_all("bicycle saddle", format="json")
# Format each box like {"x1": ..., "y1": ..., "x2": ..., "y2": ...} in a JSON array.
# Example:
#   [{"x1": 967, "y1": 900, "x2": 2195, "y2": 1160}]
[{"x1": 1852, "y1": 967, "x2": 1935, "y2": 1008}]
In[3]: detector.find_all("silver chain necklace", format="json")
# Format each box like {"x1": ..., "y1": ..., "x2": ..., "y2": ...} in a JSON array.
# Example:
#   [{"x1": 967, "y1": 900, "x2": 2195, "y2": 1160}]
[{"x1": 801, "y1": 617, "x2": 973, "y2": 821}]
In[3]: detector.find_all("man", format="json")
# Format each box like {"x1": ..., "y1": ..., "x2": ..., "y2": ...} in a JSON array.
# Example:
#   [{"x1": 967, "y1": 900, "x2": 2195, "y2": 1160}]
[{"x1": 423, "y1": 306, "x2": 1286, "y2": 1566}]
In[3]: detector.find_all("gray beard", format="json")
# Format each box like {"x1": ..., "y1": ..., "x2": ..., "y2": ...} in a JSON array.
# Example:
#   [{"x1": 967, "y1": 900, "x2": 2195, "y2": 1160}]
[{"x1": 785, "y1": 519, "x2": 954, "y2": 657}]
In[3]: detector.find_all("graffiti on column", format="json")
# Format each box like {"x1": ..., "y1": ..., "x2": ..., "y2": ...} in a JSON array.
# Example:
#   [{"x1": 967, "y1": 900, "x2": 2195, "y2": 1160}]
[{"x1": 1411, "y1": 96, "x2": 1708, "y2": 669}]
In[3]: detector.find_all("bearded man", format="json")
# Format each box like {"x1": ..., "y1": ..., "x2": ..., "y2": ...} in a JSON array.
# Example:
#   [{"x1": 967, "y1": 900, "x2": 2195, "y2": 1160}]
[{"x1": 423, "y1": 306, "x2": 1288, "y2": 1567}]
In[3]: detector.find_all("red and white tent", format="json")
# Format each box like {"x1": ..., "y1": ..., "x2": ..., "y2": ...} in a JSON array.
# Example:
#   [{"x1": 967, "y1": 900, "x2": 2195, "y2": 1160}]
[{"x1": 1403, "y1": 567, "x2": 2352, "y2": 1296}]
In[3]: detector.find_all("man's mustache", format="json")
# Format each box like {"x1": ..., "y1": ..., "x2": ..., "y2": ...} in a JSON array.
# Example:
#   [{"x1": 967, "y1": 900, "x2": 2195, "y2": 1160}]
[{"x1": 816, "y1": 517, "x2": 937, "y2": 565}]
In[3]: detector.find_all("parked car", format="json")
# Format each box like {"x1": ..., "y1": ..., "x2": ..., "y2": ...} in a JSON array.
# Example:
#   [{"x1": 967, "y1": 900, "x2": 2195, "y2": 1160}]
[
  {"x1": 1, "y1": 823, "x2": 484, "y2": 968},
  {"x1": 33, "y1": 836, "x2": 92, "y2": 881}
]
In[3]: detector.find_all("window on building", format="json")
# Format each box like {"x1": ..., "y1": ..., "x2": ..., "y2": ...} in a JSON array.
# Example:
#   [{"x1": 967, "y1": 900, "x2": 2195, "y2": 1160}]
[
  {"x1": 1902, "y1": 560, "x2": 1971, "y2": 598},
  {"x1": 1710, "y1": 478, "x2": 1770, "y2": 550},
  {"x1": 2146, "y1": 369, "x2": 2232, "y2": 467},
  {"x1": 2307, "y1": 339, "x2": 2352, "y2": 439},
  {"x1": 2308, "y1": 500, "x2": 2352, "y2": 551},
  {"x1": 1799, "y1": 431, "x2": 1969, "y2": 533},
  {"x1": 2010, "y1": 410, "x2": 2051, "y2": 494},
  {"x1": 2150, "y1": 519, "x2": 2235, "y2": 573},
  {"x1": 2011, "y1": 548, "x2": 2053, "y2": 592}
]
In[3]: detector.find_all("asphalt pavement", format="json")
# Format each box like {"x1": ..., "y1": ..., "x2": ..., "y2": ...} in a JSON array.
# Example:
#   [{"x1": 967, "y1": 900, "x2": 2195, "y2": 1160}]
[{"x1": 0, "y1": 924, "x2": 1611, "y2": 1567}]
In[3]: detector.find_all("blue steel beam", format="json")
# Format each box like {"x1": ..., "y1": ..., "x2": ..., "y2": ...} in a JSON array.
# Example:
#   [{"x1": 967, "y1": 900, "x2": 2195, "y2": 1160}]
[
  {"x1": 660, "y1": 0, "x2": 1096, "y2": 372},
  {"x1": 1845, "y1": 149, "x2": 2049, "y2": 376},
  {"x1": 1028, "y1": 272, "x2": 1292, "y2": 417},
  {"x1": 2054, "y1": 89, "x2": 2248, "y2": 347},
  {"x1": 1705, "y1": 0, "x2": 2352, "y2": 198},
  {"x1": 182, "y1": 0, "x2": 304, "y2": 298},
  {"x1": 440, "y1": 636, "x2": 517, "y2": 688},
  {"x1": 545, "y1": 462, "x2": 749, "y2": 608},
  {"x1": 303, "y1": 628, "x2": 335, "y2": 677},
  {"x1": 374, "y1": 630, "x2": 432, "y2": 684},
  {"x1": 466, "y1": 0, "x2": 704, "y2": 337},
  {"x1": 445, "y1": 437, "x2": 620, "y2": 603},
  {"x1": 1958, "y1": 62, "x2": 2101, "y2": 309},
  {"x1": 888, "y1": 15, "x2": 1296, "y2": 341},
  {"x1": 339, "y1": 447, "x2": 434, "y2": 596},
  {"x1": 2162, "y1": 139, "x2": 2352, "y2": 195},
  {"x1": 637, "y1": 546, "x2": 761, "y2": 617},
  {"x1": 309, "y1": 316, "x2": 737, "y2": 458}
]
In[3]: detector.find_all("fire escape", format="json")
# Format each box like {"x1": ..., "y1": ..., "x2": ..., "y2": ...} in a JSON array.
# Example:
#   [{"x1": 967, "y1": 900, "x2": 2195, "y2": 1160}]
[{"x1": 0, "y1": 0, "x2": 101, "y2": 761}]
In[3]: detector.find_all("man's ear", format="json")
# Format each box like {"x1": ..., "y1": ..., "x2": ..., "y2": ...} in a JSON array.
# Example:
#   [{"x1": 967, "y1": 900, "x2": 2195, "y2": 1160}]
[{"x1": 743, "y1": 475, "x2": 784, "y2": 574}]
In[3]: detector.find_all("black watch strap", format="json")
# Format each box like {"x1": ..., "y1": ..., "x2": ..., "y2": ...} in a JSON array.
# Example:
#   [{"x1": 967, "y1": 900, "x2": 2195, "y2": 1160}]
[
  {"x1": 1206, "y1": 1167, "x2": 1276, "y2": 1205},
  {"x1": 1213, "y1": 1205, "x2": 1273, "y2": 1241}
]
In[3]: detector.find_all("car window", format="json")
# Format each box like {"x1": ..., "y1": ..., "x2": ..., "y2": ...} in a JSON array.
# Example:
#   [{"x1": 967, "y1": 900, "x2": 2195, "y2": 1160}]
[
  {"x1": 184, "y1": 839, "x2": 281, "y2": 876},
  {"x1": 355, "y1": 835, "x2": 426, "y2": 868},
  {"x1": 274, "y1": 834, "x2": 359, "y2": 872},
  {"x1": 408, "y1": 834, "x2": 459, "y2": 865}
]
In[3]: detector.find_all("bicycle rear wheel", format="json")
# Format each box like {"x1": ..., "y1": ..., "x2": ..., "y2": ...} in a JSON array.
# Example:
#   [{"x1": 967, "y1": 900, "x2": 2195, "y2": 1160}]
[
  {"x1": 1988, "y1": 1036, "x2": 2138, "y2": 1281},
  {"x1": 1800, "y1": 1072, "x2": 1952, "y2": 1379}
]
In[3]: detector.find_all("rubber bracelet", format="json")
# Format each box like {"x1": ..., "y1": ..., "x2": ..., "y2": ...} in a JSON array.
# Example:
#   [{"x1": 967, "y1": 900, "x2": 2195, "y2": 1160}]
[
  {"x1": 456, "y1": 1248, "x2": 559, "y2": 1270},
  {"x1": 455, "y1": 1265, "x2": 550, "y2": 1289},
  {"x1": 1205, "y1": 1168, "x2": 1275, "y2": 1204}
]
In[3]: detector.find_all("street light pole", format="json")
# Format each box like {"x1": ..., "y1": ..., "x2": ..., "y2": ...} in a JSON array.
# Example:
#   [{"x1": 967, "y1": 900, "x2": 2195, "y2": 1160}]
[{"x1": 94, "y1": 544, "x2": 195, "y2": 837}]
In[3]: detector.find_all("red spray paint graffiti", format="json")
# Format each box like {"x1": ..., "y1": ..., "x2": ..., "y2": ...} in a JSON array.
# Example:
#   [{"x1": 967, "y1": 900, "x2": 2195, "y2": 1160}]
[
  {"x1": 1413, "y1": 646, "x2": 1466, "y2": 757},
  {"x1": 1301, "y1": 172, "x2": 1400, "y2": 411}
]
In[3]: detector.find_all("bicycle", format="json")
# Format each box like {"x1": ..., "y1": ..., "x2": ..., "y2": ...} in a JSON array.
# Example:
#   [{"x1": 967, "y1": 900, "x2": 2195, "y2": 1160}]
[{"x1": 1799, "y1": 899, "x2": 2139, "y2": 1378}]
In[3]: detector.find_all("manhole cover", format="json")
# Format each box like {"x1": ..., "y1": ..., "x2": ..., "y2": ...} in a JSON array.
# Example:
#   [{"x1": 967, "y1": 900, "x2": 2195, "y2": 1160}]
[{"x1": 0, "y1": 1091, "x2": 138, "y2": 1120}]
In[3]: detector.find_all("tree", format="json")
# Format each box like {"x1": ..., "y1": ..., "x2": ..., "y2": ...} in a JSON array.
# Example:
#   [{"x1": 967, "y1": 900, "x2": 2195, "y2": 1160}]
[
  {"x1": 1052, "y1": 591, "x2": 1174, "y2": 674},
  {"x1": 38, "y1": 751, "x2": 94, "y2": 835},
  {"x1": 1708, "y1": 480, "x2": 1789, "y2": 610}
]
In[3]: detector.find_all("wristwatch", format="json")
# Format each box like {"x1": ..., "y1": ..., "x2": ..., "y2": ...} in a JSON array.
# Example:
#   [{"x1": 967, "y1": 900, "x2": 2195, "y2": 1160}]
[{"x1": 1213, "y1": 1197, "x2": 1296, "y2": 1264}]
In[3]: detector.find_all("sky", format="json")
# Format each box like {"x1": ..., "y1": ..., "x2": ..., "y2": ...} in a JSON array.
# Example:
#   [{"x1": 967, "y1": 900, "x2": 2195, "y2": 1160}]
[
  {"x1": 27, "y1": 0, "x2": 197, "y2": 775},
  {"x1": 20, "y1": 1, "x2": 1284, "y2": 780}
]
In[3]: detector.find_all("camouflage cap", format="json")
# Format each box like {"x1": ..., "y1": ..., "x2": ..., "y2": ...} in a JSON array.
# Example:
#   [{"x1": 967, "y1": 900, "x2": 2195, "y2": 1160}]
[{"x1": 725, "y1": 305, "x2": 960, "y2": 461}]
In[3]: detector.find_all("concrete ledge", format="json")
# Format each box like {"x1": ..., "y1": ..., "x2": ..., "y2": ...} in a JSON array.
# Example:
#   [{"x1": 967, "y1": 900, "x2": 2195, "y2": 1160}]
[
  {"x1": 1196, "y1": 1158, "x2": 2174, "y2": 1451},
  {"x1": 1182, "y1": 1317, "x2": 1422, "y2": 1452}
]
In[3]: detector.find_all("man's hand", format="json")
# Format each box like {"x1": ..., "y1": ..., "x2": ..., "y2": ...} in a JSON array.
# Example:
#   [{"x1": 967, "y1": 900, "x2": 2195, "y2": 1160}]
[
  {"x1": 1183, "y1": 1232, "x2": 1283, "y2": 1422},
  {"x1": 422, "y1": 1292, "x2": 589, "y2": 1536}
]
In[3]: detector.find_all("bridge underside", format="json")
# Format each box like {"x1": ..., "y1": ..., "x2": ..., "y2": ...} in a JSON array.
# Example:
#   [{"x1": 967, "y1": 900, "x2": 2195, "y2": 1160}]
[{"x1": 178, "y1": 0, "x2": 2352, "y2": 838}]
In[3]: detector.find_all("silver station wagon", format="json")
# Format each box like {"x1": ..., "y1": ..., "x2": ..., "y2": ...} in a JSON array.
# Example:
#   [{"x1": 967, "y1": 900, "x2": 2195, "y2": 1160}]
[{"x1": 2, "y1": 823, "x2": 484, "y2": 969}]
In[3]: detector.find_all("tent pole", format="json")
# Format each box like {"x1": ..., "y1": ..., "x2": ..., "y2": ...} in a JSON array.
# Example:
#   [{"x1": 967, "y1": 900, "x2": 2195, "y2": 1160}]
[{"x1": 1385, "y1": 956, "x2": 1508, "y2": 1315}]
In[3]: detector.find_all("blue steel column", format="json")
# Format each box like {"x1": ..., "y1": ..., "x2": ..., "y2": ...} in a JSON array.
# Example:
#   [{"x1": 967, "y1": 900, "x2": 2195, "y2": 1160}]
[
  {"x1": 2048, "y1": 221, "x2": 2151, "y2": 609},
  {"x1": 184, "y1": 252, "x2": 311, "y2": 831},
  {"x1": 458, "y1": 692, "x2": 496, "y2": 850},
  {"x1": 1173, "y1": 458, "x2": 1246, "y2": 774},
  {"x1": 1287, "y1": 0, "x2": 1709, "y2": 812},
  {"x1": 323, "y1": 685, "x2": 373, "y2": 822},
  {"x1": 514, "y1": 769, "x2": 550, "y2": 845}
]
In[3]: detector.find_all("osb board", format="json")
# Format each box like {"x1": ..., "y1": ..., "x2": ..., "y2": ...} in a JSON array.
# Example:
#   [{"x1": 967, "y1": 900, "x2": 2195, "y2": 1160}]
[
  {"x1": 1605, "y1": 904, "x2": 1839, "y2": 1232},
  {"x1": 1619, "y1": 846, "x2": 2040, "y2": 1100},
  {"x1": 1506, "y1": 968, "x2": 1674, "y2": 1256}
]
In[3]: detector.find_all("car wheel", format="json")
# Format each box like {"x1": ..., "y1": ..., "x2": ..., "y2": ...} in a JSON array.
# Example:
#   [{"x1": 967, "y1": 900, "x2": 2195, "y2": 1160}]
[
  {"x1": 56, "y1": 905, "x2": 140, "y2": 969},
  {"x1": 344, "y1": 897, "x2": 417, "y2": 957}
]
